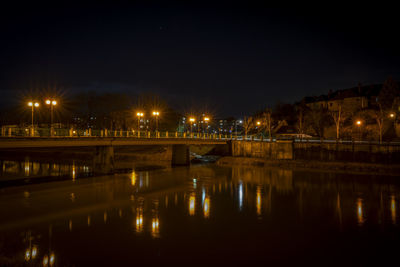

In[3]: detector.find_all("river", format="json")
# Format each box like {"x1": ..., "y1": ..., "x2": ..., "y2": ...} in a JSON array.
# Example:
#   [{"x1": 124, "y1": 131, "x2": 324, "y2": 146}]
[{"x1": 0, "y1": 159, "x2": 399, "y2": 266}]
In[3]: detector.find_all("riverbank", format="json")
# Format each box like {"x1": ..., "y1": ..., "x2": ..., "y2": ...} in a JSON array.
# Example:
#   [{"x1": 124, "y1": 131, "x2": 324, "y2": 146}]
[{"x1": 217, "y1": 156, "x2": 400, "y2": 176}]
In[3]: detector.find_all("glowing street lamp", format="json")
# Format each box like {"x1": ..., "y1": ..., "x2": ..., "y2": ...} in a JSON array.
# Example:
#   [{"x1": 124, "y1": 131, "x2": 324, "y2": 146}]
[
  {"x1": 136, "y1": 112, "x2": 144, "y2": 131},
  {"x1": 28, "y1": 101, "x2": 39, "y2": 136},
  {"x1": 389, "y1": 113, "x2": 395, "y2": 118},
  {"x1": 355, "y1": 120, "x2": 362, "y2": 141},
  {"x1": 152, "y1": 111, "x2": 160, "y2": 132},
  {"x1": 189, "y1": 117, "x2": 195, "y2": 134},
  {"x1": 204, "y1": 117, "x2": 210, "y2": 135},
  {"x1": 45, "y1": 99, "x2": 57, "y2": 136}
]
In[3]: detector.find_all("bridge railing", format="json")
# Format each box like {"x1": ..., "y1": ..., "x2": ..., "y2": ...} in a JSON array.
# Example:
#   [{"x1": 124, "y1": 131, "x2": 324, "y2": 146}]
[{"x1": 0, "y1": 126, "x2": 246, "y2": 140}]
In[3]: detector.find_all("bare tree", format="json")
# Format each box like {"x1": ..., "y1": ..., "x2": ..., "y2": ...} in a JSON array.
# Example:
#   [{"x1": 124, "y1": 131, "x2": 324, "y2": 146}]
[
  {"x1": 329, "y1": 101, "x2": 351, "y2": 141},
  {"x1": 295, "y1": 104, "x2": 308, "y2": 140},
  {"x1": 379, "y1": 76, "x2": 399, "y2": 110},
  {"x1": 306, "y1": 106, "x2": 330, "y2": 140},
  {"x1": 243, "y1": 116, "x2": 253, "y2": 139},
  {"x1": 361, "y1": 107, "x2": 386, "y2": 143},
  {"x1": 261, "y1": 108, "x2": 273, "y2": 142}
]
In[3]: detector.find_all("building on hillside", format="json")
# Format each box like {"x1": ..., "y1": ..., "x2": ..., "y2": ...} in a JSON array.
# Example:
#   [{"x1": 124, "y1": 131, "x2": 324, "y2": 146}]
[{"x1": 304, "y1": 84, "x2": 382, "y2": 112}]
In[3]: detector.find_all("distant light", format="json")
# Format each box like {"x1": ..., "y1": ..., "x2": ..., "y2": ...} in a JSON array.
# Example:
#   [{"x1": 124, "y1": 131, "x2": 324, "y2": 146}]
[
  {"x1": 49, "y1": 253, "x2": 55, "y2": 266},
  {"x1": 52, "y1": 100, "x2": 57, "y2": 105},
  {"x1": 28, "y1": 102, "x2": 33, "y2": 106},
  {"x1": 25, "y1": 249, "x2": 30, "y2": 261},
  {"x1": 356, "y1": 120, "x2": 362, "y2": 125},
  {"x1": 256, "y1": 121, "x2": 261, "y2": 125},
  {"x1": 34, "y1": 103, "x2": 39, "y2": 107},
  {"x1": 131, "y1": 172, "x2": 136, "y2": 186},
  {"x1": 46, "y1": 100, "x2": 51, "y2": 105},
  {"x1": 189, "y1": 193, "x2": 195, "y2": 216},
  {"x1": 239, "y1": 181, "x2": 243, "y2": 210},
  {"x1": 32, "y1": 246, "x2": 37, "y2": 259},
  {"x1": 204, "y1": 196, "x2": 210, "y2": 218},
  {"x1": 43, "y1": 255, "x2": 48, "y2": 266},
  {"x1": 189, "y1": 117, "x2": 195, "y2": 122},
  {"x1": 390, "y1": 113, "x2": 395, "y2": 118}
]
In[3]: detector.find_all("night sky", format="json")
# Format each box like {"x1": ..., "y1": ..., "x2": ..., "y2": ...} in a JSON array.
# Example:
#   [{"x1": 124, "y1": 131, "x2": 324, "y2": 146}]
[{"x1": 1, "y1": 3, "x2": 399, "y2": 116}]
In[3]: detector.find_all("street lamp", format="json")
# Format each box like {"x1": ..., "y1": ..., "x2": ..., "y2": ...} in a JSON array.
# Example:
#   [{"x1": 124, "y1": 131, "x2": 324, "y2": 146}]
[
  {"x1": 45, "y1": 99, "x2": 57, "y2": 137},
  {"x1": 189, "y1": 117, "x2": 195, "y2": 135},
  {"x1": 152, "y1": 111, "x2": 160, "y2": 132},
  {"x1": 356, "y1": 120, "x2": 362, "y2": 141},
  {"x1": 136, "y1": 112, "x2": 144, "y2": 136},
  {"x1": 28, "y1": 101, "x2": 39, "y2": 136},
  {"x1": 235, "y1": 119, "x2": 242, "y2": 137},
  {"x1": 204, "y1": 117, "x2": 210, "y2": 136}
]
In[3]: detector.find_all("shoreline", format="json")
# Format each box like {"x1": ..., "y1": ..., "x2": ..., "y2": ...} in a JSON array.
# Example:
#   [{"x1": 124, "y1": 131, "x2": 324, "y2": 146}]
[{"x1": 216, "y1": 156, "x2": 400, "y2": 176}]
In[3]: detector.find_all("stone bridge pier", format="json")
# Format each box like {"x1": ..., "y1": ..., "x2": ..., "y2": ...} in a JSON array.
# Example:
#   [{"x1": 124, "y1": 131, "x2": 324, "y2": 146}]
[
  {"x1": 92, "y1": 144, "x2": 193, "y2": 173},
  {"x1": 93, "y1": 146, "x2": 115, "y2": 174},
  {"x1": 171, "y1": 145, "x2": 190, "y2": 166}
]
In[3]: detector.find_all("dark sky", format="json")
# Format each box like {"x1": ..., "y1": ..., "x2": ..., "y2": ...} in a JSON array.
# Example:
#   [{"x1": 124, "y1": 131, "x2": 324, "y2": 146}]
[{"x1": 1, "y1": 3, "x2": 399, "y2": 117}]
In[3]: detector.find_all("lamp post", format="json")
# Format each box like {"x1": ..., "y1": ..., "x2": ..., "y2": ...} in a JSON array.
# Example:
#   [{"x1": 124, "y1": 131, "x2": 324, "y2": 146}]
[
  {"x1": 136, "y1": 112, "x2": 144, "y2": 137},
  {"x1": 152, "y1": 111, "x2": 160, "y2": 133},
  {"x1": 356, "y1": 120, "x2": 362, "y2": 142},
  {"x1": 236, "y1": 120, "x2": 242, "y2": 138},
  {"x1": 189, "y1": 117, "x2": 195, "y2": 137},
  {"x1": 45, "y1": 99, "x2": 57, "y2": 137},
  {"x1": 28, "y1": 101, "x2": 39, "y2": 136},
  {"x1": 204, "y1": 117, "x2": 210, "y2": 137}
]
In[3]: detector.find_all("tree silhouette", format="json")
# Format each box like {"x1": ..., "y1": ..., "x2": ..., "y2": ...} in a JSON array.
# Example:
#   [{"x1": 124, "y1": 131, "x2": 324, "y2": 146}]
[{"x1": 378, "y1": 76, "x2": 399, "y2": 110}]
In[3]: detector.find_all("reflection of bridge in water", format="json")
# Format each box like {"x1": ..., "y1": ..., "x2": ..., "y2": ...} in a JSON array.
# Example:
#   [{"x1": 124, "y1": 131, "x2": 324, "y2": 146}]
[
  {"x1": 0, "y1": 159, "x2": 90, "y2": 179},
  {"x1": 0, "y1": 137, "x2": 231, "y2": 173}
]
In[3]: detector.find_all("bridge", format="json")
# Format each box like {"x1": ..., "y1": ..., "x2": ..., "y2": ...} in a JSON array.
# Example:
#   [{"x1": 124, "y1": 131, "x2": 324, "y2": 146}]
[
  {"x1": 0, "y1": 137, "x2": 229, "y2": 148},
  {"x1": 0, "y1": 136, "x2": 232, "y2": 174},
  {"x1": 2, "y1": 132, "x2": 398, "y2": 175}
]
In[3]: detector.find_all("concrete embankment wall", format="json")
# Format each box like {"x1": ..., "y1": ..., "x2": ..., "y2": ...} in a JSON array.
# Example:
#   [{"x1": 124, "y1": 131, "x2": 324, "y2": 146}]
[
  {"x1": 230, "y1": 141, "x2": 400, "y2": 164},
  {"x1": 231, "y1": 141, "x2": 293, "y2": 160},
  {"x1": 293, "y1": 142, "x2": 400, "y2": 164}
]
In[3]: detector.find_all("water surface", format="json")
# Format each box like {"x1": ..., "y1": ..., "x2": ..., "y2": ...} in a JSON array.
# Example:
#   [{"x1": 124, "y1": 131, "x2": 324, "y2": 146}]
[{"x1": 0, "y1": 164, "x2": 399, "y2": 266}]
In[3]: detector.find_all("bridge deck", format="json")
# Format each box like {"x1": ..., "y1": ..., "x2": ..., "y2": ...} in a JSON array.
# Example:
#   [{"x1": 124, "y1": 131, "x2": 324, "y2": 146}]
[{"x1": 0, "y1": 137, "x2": 228, "y2": 148}]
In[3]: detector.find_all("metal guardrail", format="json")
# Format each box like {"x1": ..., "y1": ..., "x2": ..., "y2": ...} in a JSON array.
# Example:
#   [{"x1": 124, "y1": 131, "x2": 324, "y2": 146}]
[
  {"x1": 1, "y1": 127, "x2": 400, "y2": 145},
  {"x1": 0, "y1": 127, "x2": 242, "y2": 140}
]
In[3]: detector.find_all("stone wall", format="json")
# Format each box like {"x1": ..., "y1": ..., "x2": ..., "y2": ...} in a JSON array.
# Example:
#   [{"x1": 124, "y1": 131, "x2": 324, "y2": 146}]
[
  {"x1": 231, "y1": 141, "x2": 293, "y2": 160},
  {"x1": 230, "y1": 140, "x2": 400, "y2": 164},
  {"x1": 294, "y1": 142, "x2": 400, "y2": 164}
]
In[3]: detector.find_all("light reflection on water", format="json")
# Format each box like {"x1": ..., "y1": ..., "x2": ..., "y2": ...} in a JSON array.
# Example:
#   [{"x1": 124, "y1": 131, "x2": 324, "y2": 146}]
[
  {"x1": 0, "y1": 158, "x2": 91, "y2": 182},
  {"x1": 0, "y1": 165, "x2": 399, "y2": 265}
]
